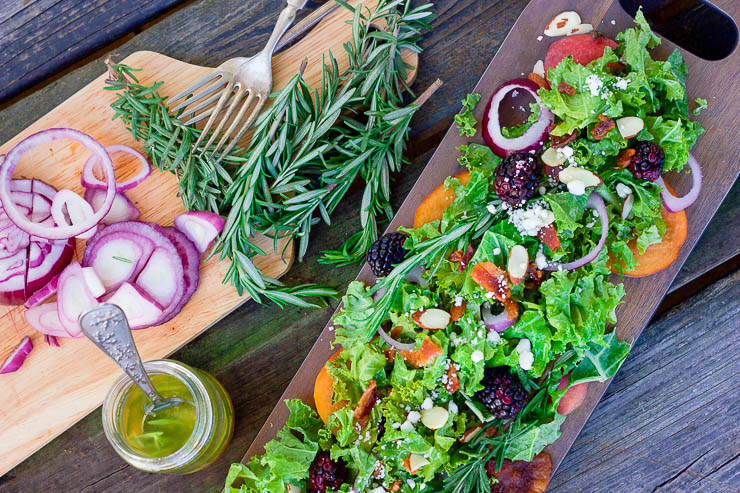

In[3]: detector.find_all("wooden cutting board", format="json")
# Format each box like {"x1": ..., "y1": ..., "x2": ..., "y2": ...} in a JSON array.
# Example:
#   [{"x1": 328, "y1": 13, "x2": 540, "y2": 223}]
[
  {"x1": 243, "y1": 0, "x2": 739, "y2": 481},
  {"x1": 0, "y1": 0, "x2": 418, "y2": 477}
]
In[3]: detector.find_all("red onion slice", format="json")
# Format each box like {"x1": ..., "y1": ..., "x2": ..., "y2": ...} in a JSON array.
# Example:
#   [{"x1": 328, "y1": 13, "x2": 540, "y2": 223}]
[
  {"x1": 0, "y1": 336, "x2": 33, "y2": 373},
  {"x1": 25, "y1": 302, "x2": 72, "y2": 338},
  {"x1": 57, "y1": 262, "x2": 99, "y2": 337},
  {"x1": 45, "y1": 335, "x2": 61, "y2": 347},
  {"x1": 51, "y1": 189, "x2": 98, "y2": 239},
  {"x1": 81, "y1": 144, "x2": 151, "y2": 192},
  {"x1": 24, "y1": 273, "x2": 61, "y2": 308},
  {"x1": 0, "y1": 128, "x2": 116, "y2": 239},
  {"x1": 482, "y1": 78, "x2": 554, "y2": 158},
  {"x1": 174, "y1": 211, "x2": 225, "y2": 253},
  {"x1": 377, "y1": 325, "x2": 415, "y2": 351},
  {"x1": 656, "y1": 154, "x2": 702, "y2": 212},
  {"x1": 481, "y1": 302, "x2": 516, "y2": 332},
  {"x1": 83, "y1": 189, "x2": 140, "y2": 224},
  {"x1": 545, "y1": 192, "x2": 608, "y2": 271}
]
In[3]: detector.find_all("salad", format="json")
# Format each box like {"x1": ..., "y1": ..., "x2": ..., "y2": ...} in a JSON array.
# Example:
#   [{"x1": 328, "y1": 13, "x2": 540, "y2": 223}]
[{"x1": 225, "y1": 8, "x2": 704, "y2": 493}]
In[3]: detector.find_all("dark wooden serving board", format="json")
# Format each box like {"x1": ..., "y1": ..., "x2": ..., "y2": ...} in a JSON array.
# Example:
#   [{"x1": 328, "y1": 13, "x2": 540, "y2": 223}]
[{"x1": 242, "y1": 0, "x2": 740, "y2": 479}]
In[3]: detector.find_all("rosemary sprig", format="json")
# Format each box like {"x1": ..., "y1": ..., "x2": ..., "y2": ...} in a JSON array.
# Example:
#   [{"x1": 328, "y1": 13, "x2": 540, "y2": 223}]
[{"x1": 105, "y1": 0, "x2": 435, "y2": 308}]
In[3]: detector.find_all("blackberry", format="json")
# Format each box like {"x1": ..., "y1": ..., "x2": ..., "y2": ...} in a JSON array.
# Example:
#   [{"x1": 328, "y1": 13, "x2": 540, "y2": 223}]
[
  {"x1": 494, "y1": 153, "x2": 541, "y2": 206},
  {"x1": 308, "y1": 453, "x2": 347, "y2": 492},
  {"x1": 474, "y1": 367, "x2": 528, "y2": 420},
  {"x1": 627, "y1": 141, "x2": 664, "y2": 181},
  {"x1": 366, "y1": 232, "x2": 408, "y2": 277}
]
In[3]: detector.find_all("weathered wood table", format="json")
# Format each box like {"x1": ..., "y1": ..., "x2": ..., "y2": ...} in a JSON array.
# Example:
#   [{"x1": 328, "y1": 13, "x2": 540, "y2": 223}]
[{"x1": 0, "y1": 1, "x2": 738, "y2": 492}]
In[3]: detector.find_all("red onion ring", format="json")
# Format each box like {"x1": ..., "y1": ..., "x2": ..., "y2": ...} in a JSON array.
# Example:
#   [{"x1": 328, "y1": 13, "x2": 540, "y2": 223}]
[
  {"x1": 545, "y1": 192, "x2": 608, "y2": 271},
  {"x1": 481, "y1": 302, "x2": 516, "y2": 332},
  {"x1": 655, "y1": 154, "x2": 702, "y2": 212},
  {"x1": 482, "y1": 78, "x2": 554, "y2": 158},
  {"x1": 0, "y1": 128, "x2": 116, "y2": 239},
  {"x1": 51, "y1": 190, "x2": 97, "y2": 239},
  {"x1": 81, "y1": 144, "x2": 151, "y2": 192},
  {"x1": 377, "y1": 325, "x2": 415, "y2": 351},
  {"x1": 0, "y1": 336, "x2": 33, "y2": 374}
]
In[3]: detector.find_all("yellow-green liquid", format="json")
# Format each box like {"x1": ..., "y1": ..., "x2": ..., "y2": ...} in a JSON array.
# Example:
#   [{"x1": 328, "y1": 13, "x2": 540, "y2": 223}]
[{"x1": 120, "y1": 374, "x2": 197, "y2": 458}]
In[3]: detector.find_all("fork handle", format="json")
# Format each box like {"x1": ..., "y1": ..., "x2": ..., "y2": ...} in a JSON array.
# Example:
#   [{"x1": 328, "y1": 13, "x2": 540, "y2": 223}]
[{"x1": 262, "y1": 0, "x2": 309, "y2": 57}]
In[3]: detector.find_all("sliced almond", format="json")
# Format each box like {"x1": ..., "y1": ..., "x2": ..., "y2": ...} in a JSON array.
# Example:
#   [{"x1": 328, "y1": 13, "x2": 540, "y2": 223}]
[
  {"x1": 616, "y1": 116, "x2": 644, "y2": 139},
  {"x1": 420, "y1": 406, "x2": 450, "y2": 430},
  {"x1": 507, "y1": 245, "x2": 529, "y2": 286},
  {"x1": 460, "y1": 424, "x2": 484, "y2": 444},
  {"x1": 533, "y1": 59, "x2": 545, "y2": 78},
  {"x1": 621, "y1": 193, "x2": 634, "y2": 220},
  {"x1": 558, "y1": 166, "x2": 603, "y2": 188},
  {"x1": 413, "y1": 308, "x2": 451, "y2": 330},
  {"x1": 408, "y1": 453, "x2": 430, "y2": 472},
  {"x1": 541, "y1": 146, "x2": 567, "y2": 167},
  {"x1": 544, "y1": 11, "x2": 581, "y2": 37},
  {"x1": 567, "y1": 23, "x2": 593, "y2": 35}
]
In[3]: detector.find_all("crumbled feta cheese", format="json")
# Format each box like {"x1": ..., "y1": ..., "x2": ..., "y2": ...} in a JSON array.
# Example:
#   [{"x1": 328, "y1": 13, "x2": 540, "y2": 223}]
[
  {"x1": 407, "y1": 410, "x2": 421, "y2": 423},
  {"x1": 487, "y1": 203, "x2": 497, "y2": 215},
  {"x1": 448, "y1": 401, "x2": 459, "y2": 415},
  {"x1": 535, "y1": 249, "x2": 548, "y2": 270},
  {"x1": 508, "y1": 203, "x2": 556, "y2": 236},
  {"x1": 493, "y1": 247, "x2": 501, "y2": 255},
  {"x1": 407, "y1": 479, "x2": 417, "y2": 489},
  {"x1": 615, "y1": 77, "x2": 631, "y2": 90},
  {"x1": 537, "y1": 35, "x2": 543, "y2": 41},
  {"x1": 421, "y1": 397, "x2": 434, "y2": 410},
  {"x1": 392, "y1": 421, "x2": 401, "y2": 429},
  {"x1": 567, "y1": 180, "x2": 586, "y2": 196},
  {"x1": 454, "y1": 295, "x2": 464, "y2": 307},
  {"x1": 471, "y1": 350, "x2": 484, "y2": 363},
  {"x1": 400, "y1": 420, "x2": 415, "y2": 433},
  {"x1": 487, "y1": 330, "x2": 502, "y2": 344},
  {"x1": 368, "y1": 487, "x2": 387, "y2": 493},
  {"x1": 539, "y1": 186, "x2": 546, "y2": 195},
  {"x1": 511, "y1": 90, "x2": 519, "y2": 97},
  {"x1": 610, "y1": 19, "x2": 616, "y2": 25},
  {"x1": 585, "y1": 74, "x2": 604, "y2": 97},
  {"x1": 616, "y1": 182, "x2": 632, "y2": 198}
]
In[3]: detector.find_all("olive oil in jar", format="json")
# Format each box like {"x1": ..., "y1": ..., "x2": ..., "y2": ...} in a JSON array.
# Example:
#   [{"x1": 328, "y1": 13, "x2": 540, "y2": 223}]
[{"x1": 120, "y1": 374, "x2": 197, "y2": 458}]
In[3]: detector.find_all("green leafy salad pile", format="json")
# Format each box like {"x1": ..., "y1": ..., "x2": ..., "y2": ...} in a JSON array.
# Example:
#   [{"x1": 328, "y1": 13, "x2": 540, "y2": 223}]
[{"x1": 225, "y1": 10, "x2": 703, "y2": 493}]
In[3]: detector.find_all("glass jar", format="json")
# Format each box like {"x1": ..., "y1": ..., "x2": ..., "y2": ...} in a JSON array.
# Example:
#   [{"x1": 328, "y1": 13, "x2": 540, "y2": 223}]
[{"x1": 102, "y1": 359, "x2": 234, "y2": 474}]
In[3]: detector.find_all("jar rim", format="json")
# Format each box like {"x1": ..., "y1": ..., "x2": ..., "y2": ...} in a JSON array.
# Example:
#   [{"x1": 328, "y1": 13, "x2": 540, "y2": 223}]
[{"x1": 102, "y1": 359, "x2": 214, "y2": 471}]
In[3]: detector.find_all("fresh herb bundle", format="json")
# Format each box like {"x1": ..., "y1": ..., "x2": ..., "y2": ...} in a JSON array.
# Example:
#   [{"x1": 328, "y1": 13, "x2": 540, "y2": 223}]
[{"x1": 106, "y1": 0, "x2": 436, "y2": 307}]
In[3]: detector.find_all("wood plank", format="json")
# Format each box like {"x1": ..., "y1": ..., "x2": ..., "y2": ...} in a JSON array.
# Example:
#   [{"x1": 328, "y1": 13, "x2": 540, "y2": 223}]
[
  {"x1": 242, "y1": 0, "x2": 740, "y2": 478},
  {"x1": 550, "y1": 269, "x2": 740, "y2": 492},
  {"x1": 0, "y1": 0, "x2": 188, "y2": 102},
  {"x1": 0, "y1": 0, "x2": 738, "y2": 491}
]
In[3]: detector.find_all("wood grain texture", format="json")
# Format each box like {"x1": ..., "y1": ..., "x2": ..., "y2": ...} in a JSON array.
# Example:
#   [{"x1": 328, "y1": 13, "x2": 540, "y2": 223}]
[
  {"x1": 0, "y1": 0, "x2": 418, "y2": 476},
  {"x1": 551, "y1": 269, "x2": 740, "y2": 492},
  {"x1": 0, "y1": 0, "x2": 188, "y2": 102},
  {"x1": 242, "y1": 0, "x2": 740, "y2": 479},
  {"x1": 0, "y1": 0, "x2": 737, "y2": 491}
]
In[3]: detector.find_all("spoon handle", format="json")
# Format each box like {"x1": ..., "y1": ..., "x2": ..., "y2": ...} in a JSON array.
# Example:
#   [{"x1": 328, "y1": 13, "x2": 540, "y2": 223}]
[{"x1": 79, "y1": 304, "x2": 162, "y2": 405}]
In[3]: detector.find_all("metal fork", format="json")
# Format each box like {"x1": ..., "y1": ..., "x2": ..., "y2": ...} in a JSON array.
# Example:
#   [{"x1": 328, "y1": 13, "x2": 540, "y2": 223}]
[{"x1": 169, "y1": 0, "x2": 309, "y2": 163}]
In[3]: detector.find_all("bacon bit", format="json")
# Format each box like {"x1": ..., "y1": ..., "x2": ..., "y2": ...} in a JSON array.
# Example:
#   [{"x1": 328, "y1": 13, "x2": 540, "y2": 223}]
[
  {"x1": 557, "y1": 81, "x2": 576, "y2": 96},
  {"x1": 445, "y1": 364, "x2": 460, "y2": 394},
  {"x1": 450, "y1": 244, "x2": 474, "y2": 272},
  {"x1": 384, "y1": 347, "x2": 396, "y2": 364},
  {"x1": 487, "y1": 452, "x2": 553, "y2": 493},
  {"x1": 616, "y1": 148, "x2": 635, "y2": 169},
  {"x1": 591, "y1": 114, "x2": 616, "y2": 140},
  {"x1": 606, "y1": 61, "x2": 626, "y2": 72},
  {"x1": 504, "y1": 299, "x2": 519, "y2": 321},
  {"x1": 537, "y1": 224, "x2": 561, "y2": 251},
  {"x1": 549, "y1": 125, "x2": 578, "y2": 148},
  {"x1": 389, "y1": 481, "x2": 402, "y2": 493},
  {"x1": 470, "y1": 262, "x2": 510, "y2": 302},
  {"x1": 527, "y1": 72, "x2": 549, "y2": 90},
  {"x1": 450, "y1": 300, "x2": 467, "y2": 321},
  {"x1": 353, "y1": 380, "x2": 378, "y2": 422},
  {"x1": 525, "y1": 263, "x2": 545, "y2": 289},
  {"x1": 400, "y1": 338, "x2": 443, "y2": 368}
]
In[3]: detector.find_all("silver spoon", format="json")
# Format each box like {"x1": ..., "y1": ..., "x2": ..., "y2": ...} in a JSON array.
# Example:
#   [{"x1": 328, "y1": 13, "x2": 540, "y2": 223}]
[{"x1": 79, "y1": 303, "x2": 185, "y2": 413}]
